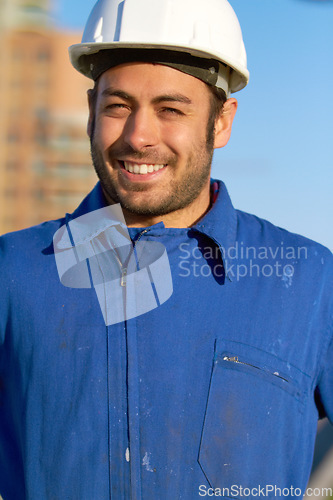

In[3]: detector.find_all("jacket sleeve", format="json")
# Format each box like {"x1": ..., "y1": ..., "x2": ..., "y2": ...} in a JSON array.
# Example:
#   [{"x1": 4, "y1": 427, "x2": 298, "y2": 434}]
[
  {"x1": 0, "y1": 238, "x2": 6, "y2": 348},
  {"x1": 0, "y1": 235, "x2": 10, "y2": 349},
  {"x1": 315, "y1": 331, "x2": 333, "y2": 423},
  {"x1": 0, "y1": 236, "x2": 8, "y2": 415},
  {"x1": 312, "y1": 246, "x2": 333, "y2": 422}
]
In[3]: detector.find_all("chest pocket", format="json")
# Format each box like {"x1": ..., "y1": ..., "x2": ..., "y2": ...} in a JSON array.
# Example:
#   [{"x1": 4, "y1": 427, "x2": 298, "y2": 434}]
[{"x1": 199, "y1": 340, "x2": 311, "y2": 497}]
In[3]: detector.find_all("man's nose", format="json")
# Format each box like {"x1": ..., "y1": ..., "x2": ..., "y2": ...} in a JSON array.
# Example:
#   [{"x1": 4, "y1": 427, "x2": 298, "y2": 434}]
[{"x1": 123, "y1": 109, "x2": 159, "y2": 151}]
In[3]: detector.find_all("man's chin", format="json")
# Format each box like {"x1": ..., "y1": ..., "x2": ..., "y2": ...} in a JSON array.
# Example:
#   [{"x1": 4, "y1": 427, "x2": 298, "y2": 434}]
[
  {"x1": 104, "y1": 186, "x2": 168, "y2": 214},
  {"x1": 119, "y1": 200, "x2": 172, "y2": 218}
]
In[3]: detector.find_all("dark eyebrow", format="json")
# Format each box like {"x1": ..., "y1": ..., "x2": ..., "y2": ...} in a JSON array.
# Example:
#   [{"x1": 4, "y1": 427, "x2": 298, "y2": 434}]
[
  {"x1": 152, "y1": 94, "x2": 193, "y2": 106},
  {"x1": 100, "y1": 88, "x2": 192, "y2": 106},
  {"x1": 101, "y1": 88, "x2": 132, "y2": 100}
]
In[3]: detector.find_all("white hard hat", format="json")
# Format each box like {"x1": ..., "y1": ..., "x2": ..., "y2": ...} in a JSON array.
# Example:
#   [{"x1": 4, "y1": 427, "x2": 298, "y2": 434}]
[{"x1": 69, "y1": 0, "x2": 249, "y2": 95}]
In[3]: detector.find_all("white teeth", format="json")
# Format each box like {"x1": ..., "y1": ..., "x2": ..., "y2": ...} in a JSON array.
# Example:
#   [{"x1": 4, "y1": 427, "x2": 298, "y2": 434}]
[
  {"x1": 123, "y1": 161, "x2": 166, "y2": 175},
  {"x1": 153, "y1": 164, "x2": 164, "y2": 172}
]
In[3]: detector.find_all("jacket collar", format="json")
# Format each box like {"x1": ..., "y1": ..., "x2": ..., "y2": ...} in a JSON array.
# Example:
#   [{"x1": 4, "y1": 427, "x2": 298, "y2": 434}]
[
  {"x1": 192, "y1": 179, "x2": 237, "y2": 282},
  {"x1": 193, "y1": 179, "x2": 237, "y2": 260},
  {"x1": 68, "y1": 178, "x2": 237, "y2": 258}
]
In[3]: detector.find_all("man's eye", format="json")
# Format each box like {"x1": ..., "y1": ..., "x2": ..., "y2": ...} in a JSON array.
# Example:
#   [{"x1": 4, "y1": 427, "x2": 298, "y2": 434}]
[
  {"x1": 106, "y1": 103, "x2": 127, "y2": 110},
  {"x1": 103, "y1": 103, "x2": 130, "y2": 116},
  {"x1": 161, "y1": 107, "x2": 184, "y2": 116}
]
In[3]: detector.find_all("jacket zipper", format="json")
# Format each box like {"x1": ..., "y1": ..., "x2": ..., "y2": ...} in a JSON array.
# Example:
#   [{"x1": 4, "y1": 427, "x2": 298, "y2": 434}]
[
  {"x1": 223, "y1": 355, "x2": 289, "y2": 383},
  {"x1": 121, "y1": 228, "x2": 150, "y2": 287}
]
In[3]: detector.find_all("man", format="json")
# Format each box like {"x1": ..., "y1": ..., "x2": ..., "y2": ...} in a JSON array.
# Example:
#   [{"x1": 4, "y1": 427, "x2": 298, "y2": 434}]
[{"x1": 0, "y1": 0, "x2": 332, "y2": 498}]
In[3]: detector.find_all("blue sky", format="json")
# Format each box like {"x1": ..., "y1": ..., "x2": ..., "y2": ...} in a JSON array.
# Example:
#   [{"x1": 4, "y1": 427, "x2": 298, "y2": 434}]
[{"x1": 53, "y1": 0, "x2": 333, "y2": 250}]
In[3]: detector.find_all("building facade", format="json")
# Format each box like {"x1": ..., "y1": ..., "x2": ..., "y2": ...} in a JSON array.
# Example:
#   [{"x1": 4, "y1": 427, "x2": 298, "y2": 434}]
[{"x1": 0, "y1": 0, "x2": 96, "y2": 234}]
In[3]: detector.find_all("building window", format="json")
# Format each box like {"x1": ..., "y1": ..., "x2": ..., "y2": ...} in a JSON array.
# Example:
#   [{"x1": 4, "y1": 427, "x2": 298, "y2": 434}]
[
  {"x1": 21, "y1": 4, "x2": 46, "y2": 16},
  {"x1": 7, "y1": 131, "x2": 20, "y2": 143},
  {"x1": 34, "y1": 129, "x2": 47, "y2": 146},
  {"x1": 6, "y1": 160, "x2": 20, "y2": 172},
  {"x1": 4, "y1": 188, "x2": 18, "y2": 199},
  {"x1": 32, "y1": 160, "x2": 45, "y2": 174},
  {"x1": 33, "y1": 189, "x2": 44, "y2": 201},
  {"x1": 12, "y1": 49, "x2": 24, "y2": 61},
  {"x1": 37, "y1": 50, "x2": 51, "y2": 62}
]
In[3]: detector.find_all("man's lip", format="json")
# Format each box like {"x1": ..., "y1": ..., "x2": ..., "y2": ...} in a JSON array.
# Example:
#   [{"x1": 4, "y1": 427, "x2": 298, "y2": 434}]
[
  {"x1": 117, "y1": 160, "x2": 167, "y2": 176},
  {"x1": 118, "y1": 159, "x2": 166, "y2": 166}
]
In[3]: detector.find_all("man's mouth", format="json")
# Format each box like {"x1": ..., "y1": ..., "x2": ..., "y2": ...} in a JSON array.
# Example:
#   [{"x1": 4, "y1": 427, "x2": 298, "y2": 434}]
[{"x1": 120, "y1": 160, "x2": 167, "y2": 175}]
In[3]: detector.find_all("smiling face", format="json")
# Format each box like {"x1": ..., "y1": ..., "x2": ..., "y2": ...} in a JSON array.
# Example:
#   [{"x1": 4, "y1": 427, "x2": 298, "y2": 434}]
[{"x1": 88, "y1": 62, "x2": 237, "y2": 227}]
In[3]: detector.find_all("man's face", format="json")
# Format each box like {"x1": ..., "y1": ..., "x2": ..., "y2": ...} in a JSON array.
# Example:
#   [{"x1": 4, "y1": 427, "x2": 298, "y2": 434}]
[{"x1": 88, "y1": 63, "x2": 222, "y2": 222}]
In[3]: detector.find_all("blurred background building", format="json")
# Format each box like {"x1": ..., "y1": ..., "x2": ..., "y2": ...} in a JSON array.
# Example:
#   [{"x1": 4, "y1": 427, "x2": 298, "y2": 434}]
[{"x1": 0, "y1": 0, "x2": 96, "y2": 234}]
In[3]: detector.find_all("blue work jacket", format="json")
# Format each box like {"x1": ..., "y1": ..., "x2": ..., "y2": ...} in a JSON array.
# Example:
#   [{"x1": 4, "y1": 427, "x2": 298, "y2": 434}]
[{"x1": 0, "y1": 180, "x2": 332, "y2": 499}]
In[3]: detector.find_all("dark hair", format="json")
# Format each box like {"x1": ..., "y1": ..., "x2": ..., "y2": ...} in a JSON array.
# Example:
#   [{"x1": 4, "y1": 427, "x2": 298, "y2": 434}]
[
  {"x1": 207, "y1": 85, "x2": 227, "y2": 147},
  {"x1": 88, "y1": 82, "x2": 98, "y2": 109},
  {"x1": 208, "y1": 86, "x2": 227, "y2": 120}
]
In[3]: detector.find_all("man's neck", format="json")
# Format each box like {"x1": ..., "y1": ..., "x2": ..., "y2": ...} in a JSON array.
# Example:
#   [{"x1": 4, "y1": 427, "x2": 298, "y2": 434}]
[{"x1": 102, "y1": 182, "x2": 212, "y2": 229}]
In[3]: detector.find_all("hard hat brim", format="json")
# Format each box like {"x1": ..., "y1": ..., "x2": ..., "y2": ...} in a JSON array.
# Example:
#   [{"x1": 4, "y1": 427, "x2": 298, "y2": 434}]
[{"x1": 69, "y1": 41, "x2": 249, "y2": 94}]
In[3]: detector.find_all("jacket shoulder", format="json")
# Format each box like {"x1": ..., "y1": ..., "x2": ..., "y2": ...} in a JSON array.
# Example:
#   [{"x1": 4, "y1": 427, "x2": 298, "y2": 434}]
[
  {"x1": 235, "y1": 208, "x2": 332, "y2": 262},
  {"x1": 0, "y1": 218, "x2": 65, "y2": 268}
]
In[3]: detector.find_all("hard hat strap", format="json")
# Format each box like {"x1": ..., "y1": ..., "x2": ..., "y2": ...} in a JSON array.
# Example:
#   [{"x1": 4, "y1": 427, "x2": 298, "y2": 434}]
[{"x1": 81, "y1": 48, "x2": 230, "y2": 95}]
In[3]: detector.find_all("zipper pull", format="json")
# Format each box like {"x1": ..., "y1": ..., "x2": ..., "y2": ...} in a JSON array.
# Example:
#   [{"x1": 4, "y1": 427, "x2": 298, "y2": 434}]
[
  {"x1": 121, "y1": 268, "x2": 127, "y2": 287},
  {"x1": 223, "y1": 356, "x2": 239, "y2": 362}
]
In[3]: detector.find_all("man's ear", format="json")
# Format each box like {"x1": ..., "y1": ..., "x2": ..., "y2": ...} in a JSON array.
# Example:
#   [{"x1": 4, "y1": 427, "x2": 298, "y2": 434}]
[
  {"x1": 214, "y1": 98, "x2": 238, "y2": 149},
  {"x1": 87, "y1": 89, "x2": 95, "y2": 139}
]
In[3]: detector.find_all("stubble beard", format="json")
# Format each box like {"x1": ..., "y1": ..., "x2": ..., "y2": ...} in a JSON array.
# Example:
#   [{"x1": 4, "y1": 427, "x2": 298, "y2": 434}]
[{"x1": 90, "y1": 130, "x2": 214, "y2": 218}]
